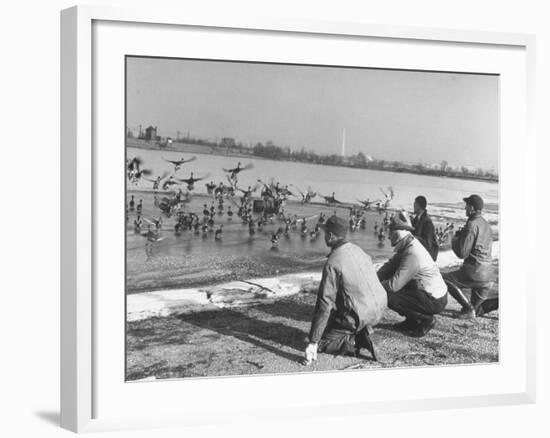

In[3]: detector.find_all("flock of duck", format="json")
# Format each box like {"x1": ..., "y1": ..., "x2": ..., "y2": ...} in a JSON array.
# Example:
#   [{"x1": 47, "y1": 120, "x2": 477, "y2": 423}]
[{"x1": 126, "y1": 154, "x2": 455, "y2": 257}]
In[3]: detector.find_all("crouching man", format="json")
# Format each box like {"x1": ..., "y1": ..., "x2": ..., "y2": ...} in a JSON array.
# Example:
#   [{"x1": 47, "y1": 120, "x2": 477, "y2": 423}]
[
  {"x1": 305, "y1": 216, "x2": 387, "y2": 364},
  {"x1": 377, "y1": 211, "x2": 448, "y2": 337},
  {"x1": 443, "y1": 194, "x2": 497, "y2": 318}
]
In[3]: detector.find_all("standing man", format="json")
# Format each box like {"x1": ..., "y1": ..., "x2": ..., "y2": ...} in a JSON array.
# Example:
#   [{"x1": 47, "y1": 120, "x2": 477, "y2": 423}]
[
  {"x1": 443, "y1": 194, "x2": 496, "y2": 318},
  {"x1": 305, "y1": 216, "x2": 387, "y2": 364},
  {"x1": 411, "y1": 195, "x2": 439, "y2": 261},
  {"x1": 377, "y1": 211, "x2": 448, "y2": 337}
]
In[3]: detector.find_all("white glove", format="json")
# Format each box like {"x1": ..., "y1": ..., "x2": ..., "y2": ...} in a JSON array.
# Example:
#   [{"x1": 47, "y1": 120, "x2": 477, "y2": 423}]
[{"x1": 304, "y1": 343, "x2": 318, "y2": 364}]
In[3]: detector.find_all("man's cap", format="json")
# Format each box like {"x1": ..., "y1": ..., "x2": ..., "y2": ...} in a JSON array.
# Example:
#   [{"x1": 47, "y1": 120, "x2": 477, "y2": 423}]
[
  {"x1": 463, "y1": 194, "x2": 484, "y2": 210},
  {"x1": 320, "y1": 215, "x2": 348, "y2": 237},
  {"x1": 389, "y1": 211, "x2": 415, "y2": 232},
  {"x1": 414, "y1": 195, "x2": 427, "y2": 210}
]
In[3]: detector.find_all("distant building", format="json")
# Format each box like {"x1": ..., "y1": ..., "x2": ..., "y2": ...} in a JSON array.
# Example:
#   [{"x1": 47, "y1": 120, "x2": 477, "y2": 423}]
[
  {"x1": 346, "y1": 151, "x2": 373, "y2": 167},
  {"x1": 158, "y1": 137, "x2": 173, "y2": 148},
  {"x1": 145, "y1": 126, "x2": 157, "y2": 142},
  {"x1": 221, "y1": 137, "x2": 236, "y2": 149}
]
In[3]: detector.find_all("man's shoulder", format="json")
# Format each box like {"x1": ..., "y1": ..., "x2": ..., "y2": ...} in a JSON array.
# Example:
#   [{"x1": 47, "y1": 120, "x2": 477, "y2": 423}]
[
  {"x1": 347, "y1": 241, "x2": 371, "y2": 257},
  {"x1": 406, "y1": 237, "x2": 437, "y2": 266},
  {"x1": 467, "y1": 214, "x2": 490, "y2": 229},
  {"x1": 479, "y1": 215, "x2": 491, "y2": 227},
  {"x1": 328, "y1": 242, "x2": 369, "y2": 263},
  {"x1": 476, "y1": 216, "x2": 492, "y2": 236},
  {"x1": 405, "y1": 236, "x2": 430, "y2": 257},
  {"x1": 463, "y1": 217, "x2": 476, "y2": 230},
  {"x1": 406, "y1": 236, "x2": 422, "y2": 251}
]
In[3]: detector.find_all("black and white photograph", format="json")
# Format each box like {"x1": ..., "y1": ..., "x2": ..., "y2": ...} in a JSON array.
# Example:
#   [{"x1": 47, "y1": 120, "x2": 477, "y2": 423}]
[
  {"x1": 125, "y1": 56, "x2": 499, "y2": 381},
  {"x1": 2, "y1": 0, "x2": 547, "y2": 434}
]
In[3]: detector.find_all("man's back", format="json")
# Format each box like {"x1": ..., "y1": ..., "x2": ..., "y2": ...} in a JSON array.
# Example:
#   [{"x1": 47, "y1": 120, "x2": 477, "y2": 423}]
[
  {"x1": 327, "y1": 242, "x2": 387, "y2": 330},
  {"x1": 452, "y1": 213, "x2": 493, "y2": 266},
  {"x1": 412, "y1": 211, "x2": 438, "y2": 261},
  {"x1": 378, "y1": 235, "x2": 447, "y2": 299}
]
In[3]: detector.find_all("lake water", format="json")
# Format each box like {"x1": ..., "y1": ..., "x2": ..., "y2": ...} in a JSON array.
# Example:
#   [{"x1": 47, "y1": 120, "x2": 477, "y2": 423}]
[
  {"x1": 128, "y1": 148, "x2": 498, "y2": 211},
  {"x1": 126, "y1": 148, "x2": 499, "y2": 292}
]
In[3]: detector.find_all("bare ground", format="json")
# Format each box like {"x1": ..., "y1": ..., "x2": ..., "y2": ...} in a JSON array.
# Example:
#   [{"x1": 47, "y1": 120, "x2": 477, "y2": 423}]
[{"x1": 126, "y1": 283, "x2": 498, "y2": 381}]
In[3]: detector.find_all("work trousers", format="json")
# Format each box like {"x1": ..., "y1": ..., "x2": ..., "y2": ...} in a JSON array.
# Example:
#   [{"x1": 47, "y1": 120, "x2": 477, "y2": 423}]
[
  {"x1": 387, "y1": 288, "x2": 448, "y2": 324},
  {"x1": 443, "y1": 269, "x2": 498, "y2": 315},
  {"x1": 318, "y1": 323, "x2": 374, "y2": 357}
]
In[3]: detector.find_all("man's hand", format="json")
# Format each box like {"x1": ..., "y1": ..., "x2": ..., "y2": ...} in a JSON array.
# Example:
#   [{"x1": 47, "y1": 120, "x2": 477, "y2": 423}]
[{"x1": 304, "y1": 343, "x2": 318, "y2": 365}]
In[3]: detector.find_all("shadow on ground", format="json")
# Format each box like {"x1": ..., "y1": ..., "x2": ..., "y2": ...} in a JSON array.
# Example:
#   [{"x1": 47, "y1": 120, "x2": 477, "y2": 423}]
[{"x1": 126, "y1": 287, "x2": 499, "y2": 380}]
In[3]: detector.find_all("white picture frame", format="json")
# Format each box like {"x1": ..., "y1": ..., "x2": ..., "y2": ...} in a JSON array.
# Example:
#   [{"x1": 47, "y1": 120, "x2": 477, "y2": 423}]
[{"x1": 60, "y1": 5, "x2": 536, "y2": 433}]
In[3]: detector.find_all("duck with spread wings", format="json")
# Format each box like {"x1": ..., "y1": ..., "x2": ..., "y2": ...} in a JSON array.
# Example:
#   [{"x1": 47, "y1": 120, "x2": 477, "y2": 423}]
[
  {"x1": 379, "y1": 186, "x2": 395, "y2": 208},
  {"x1": 176, "y1": 172, "x2": 210, "y2": 191},
  {"x1": 322, "y1": 192, "x2": 342, "y2": 205},
  {"x1": 163, "y1": 156, "x2": 197, "y2": 172},
  {"x1": 127, "y1": 157, "x2": 152, "y2": 184},
  {"x1": 143, "y1": 171, "x2": 169, "y2": 192},
  {"x1": 223, "y1": 161, "x2": 253, "y2": 181},
  {"x1": 356, "y1": 198, "x2": 380, "y2": 210},
  {"x1": 291, "y1": 184, "x2": 317, "y2": 204}
]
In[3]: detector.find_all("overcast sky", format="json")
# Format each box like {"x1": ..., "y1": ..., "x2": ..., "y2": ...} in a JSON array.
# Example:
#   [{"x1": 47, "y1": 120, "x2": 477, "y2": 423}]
[{"x1": 126, "y1": 57, "x2": 499, "y2": 170}]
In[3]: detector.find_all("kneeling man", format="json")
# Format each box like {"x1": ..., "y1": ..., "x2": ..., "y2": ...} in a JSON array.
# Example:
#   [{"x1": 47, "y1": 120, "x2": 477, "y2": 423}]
[
  {"x1": 377, "y1": 211, "x2": 448, "y2": 337},
  {"x1": 305, "y1": 216, "x2": 387, "y2": 364},
  {"x1": 443, "y1": 194, "x2": 497, "y2": 318}
]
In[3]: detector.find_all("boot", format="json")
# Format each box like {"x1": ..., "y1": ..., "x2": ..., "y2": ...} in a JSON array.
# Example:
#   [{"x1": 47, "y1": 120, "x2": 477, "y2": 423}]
[
  {"x1": 476, "y1": 298, "x2": 499, "y2": 316},
  {"x1": 457, "y1": 306, "x2": 476, "y2": 319},
  {"x1": 355, "y1": 327, "x2": 377, "y2": 361},
  {"x1": 445, "y1": 280, "x2": 475, "y2": 317},
  {"x1": 394, "y1": 318, "x2": 417, "y2": 331},
  {"x1": 408, "y1": 317, "x2": 436, "y2": 337}
]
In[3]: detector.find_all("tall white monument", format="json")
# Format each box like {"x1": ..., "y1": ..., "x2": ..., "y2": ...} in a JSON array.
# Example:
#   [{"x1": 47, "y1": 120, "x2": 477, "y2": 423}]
[{"x1": 341, "y1": 128, "x2": 346, "y2": 157}]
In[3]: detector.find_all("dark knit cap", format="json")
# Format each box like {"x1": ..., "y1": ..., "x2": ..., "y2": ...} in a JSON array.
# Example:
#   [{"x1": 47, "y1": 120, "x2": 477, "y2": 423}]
[
  {"x1": 320, "y1": 215, "x2": 348, "y2": 238},
  {"x1": 463, "y1": 194, "x2": 484, "y2": 211}
]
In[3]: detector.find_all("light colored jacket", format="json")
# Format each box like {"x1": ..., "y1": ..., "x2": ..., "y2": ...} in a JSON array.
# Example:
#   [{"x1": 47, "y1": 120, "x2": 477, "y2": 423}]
[
  {"x1": 309, "y1": 241, "x2": 387, "y2": 344},
  {"x1": 377, "y1": 234, "x2": 447, "y2": 299}
]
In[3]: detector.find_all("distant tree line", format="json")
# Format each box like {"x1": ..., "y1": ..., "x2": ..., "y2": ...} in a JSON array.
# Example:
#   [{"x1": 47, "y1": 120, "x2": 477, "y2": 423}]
[
  {"x1": 250, "y1": 140, "x2": 497, "y2": 182},
  {"x1": 128, "y1": 129, "x2": 498, "y2": 182}
]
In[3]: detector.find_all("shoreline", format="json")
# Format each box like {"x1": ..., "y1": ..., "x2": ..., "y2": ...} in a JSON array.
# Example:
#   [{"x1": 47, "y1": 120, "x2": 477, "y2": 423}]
[
  {"x1": 125, "y1": 189, "x2": 498, "y2": 295},
  {"x1": 127, "y1": 242, "x2": 499, "y2": 322}
]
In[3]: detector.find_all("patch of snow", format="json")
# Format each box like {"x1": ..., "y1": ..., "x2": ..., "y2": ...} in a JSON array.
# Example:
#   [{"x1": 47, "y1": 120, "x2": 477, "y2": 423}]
[
  {"x1": 127, "y1": 288, "x2": 211, "y2": 322},
  {"x1": 127, "y1": 242, "x2": 499, "y2": 322}
]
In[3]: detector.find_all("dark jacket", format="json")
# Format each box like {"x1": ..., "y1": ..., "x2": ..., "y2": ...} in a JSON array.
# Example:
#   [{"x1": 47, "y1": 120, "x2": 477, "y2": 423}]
[
  {"x1": 308, "y1": 241, "x2": 387, "y2": 344},
  {"x1": 411, "y1": 210, "x2": 439, "y2": 261},
  {"x1": 451, "y1": 212, "x2": 493, "y2": 282}
]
